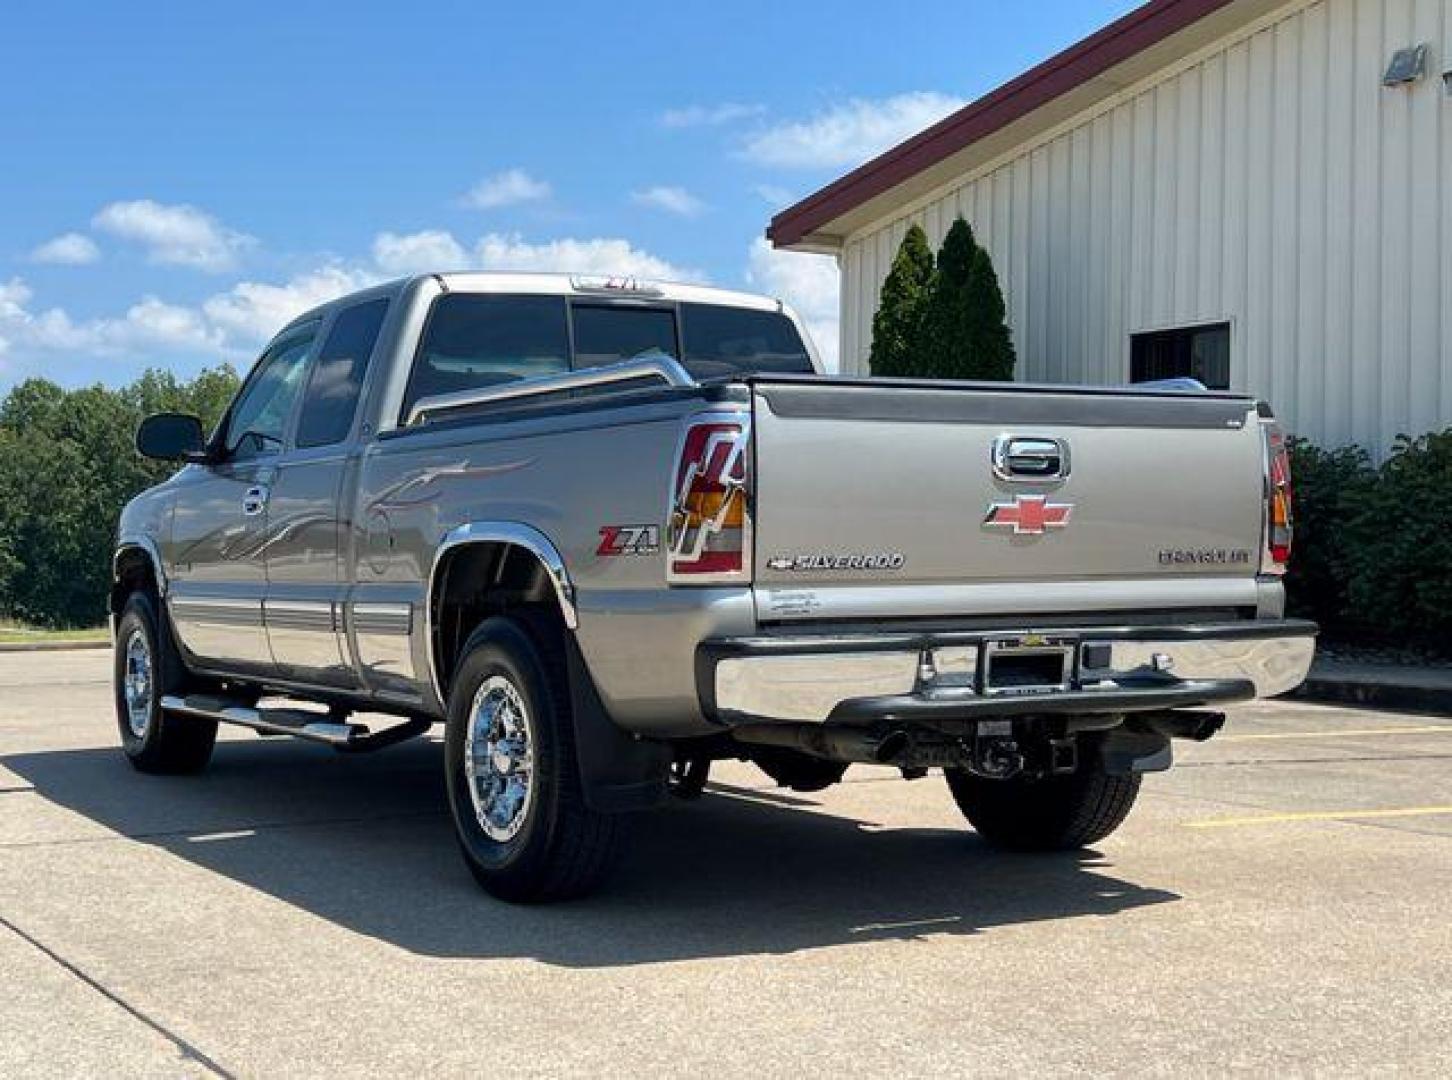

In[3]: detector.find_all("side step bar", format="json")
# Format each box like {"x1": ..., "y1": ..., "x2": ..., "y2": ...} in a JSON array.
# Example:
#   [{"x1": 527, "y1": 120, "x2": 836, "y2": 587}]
[{"x1": 160, "y1": 694, "x2": 430, "y2": 753}]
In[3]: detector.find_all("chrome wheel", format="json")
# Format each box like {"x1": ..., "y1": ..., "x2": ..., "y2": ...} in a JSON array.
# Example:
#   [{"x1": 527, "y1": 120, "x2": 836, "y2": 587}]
[
  {"x1": 122, "y1": 628, "x2": 153, "y2": 740},
  {"x1": 464, "y1": 675, "x2": 535, "y2": 843}
]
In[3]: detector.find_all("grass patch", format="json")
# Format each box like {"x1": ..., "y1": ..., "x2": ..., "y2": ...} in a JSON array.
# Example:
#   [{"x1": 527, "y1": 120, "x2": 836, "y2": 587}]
[{"x1": 0, "y1": 621, "x2": 108, "y2": 645}]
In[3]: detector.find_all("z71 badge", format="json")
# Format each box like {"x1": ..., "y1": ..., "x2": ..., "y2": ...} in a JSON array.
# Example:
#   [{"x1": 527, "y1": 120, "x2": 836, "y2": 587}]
[{"x1": 597, "y1": 525, "x2": 660, "y2": 557}]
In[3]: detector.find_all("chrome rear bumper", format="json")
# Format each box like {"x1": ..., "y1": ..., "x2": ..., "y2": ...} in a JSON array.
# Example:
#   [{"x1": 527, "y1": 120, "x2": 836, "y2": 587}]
[{"x1": 699, "y1": 620, "x2": 1316, "y2": 725}]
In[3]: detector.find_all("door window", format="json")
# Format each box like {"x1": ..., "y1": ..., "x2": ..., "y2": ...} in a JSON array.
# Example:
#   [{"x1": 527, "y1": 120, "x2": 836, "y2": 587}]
[
  {"x1": 296, "y1": 298, "x2": 390, "y2": 448},
  {"x1": 225, "y1": 325, "x2": 317, "y2": 459}
]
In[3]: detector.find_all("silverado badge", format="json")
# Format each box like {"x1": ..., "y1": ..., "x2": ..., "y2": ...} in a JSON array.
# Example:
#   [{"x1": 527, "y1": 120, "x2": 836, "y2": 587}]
[{"x1": 983, "y1": 495, "x2": 1073, "y2": 536}]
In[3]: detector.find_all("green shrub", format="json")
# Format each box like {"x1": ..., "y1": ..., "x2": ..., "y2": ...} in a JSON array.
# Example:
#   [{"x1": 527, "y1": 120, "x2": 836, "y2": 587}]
[
  {"x1": 869, "y1": 216, "x2": 1015, "y2": 381},
  {"x1": 1283, "y1": 439, "x2": 1373, "y2": 629},
  {"x1": 1286, "y1": 430, "x2": 1452, "y2": 654},
  {"x1": 868, "y1": 224, "x2": 934, "y2": 378},
  {"x1": 1340, "y1": 431, "x2": 1452, "y2": 648}
]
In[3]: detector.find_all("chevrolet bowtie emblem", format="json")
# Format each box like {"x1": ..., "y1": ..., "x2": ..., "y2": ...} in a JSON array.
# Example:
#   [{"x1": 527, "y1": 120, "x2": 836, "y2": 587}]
[{"x1": 983, "y1": 495, "x2": 1073, "y2": 536}]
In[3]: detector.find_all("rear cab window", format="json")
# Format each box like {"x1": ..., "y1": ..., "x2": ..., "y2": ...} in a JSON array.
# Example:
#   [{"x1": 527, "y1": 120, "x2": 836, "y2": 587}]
[{"x1": 398, "y1": 293, "x2": 814, "y2": 422}]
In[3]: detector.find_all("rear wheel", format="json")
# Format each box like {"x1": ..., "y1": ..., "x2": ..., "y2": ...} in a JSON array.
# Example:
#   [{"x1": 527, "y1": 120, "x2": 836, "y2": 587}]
[
  {"x1": 114, "y1": 592, "x2": 217, "y2": 774},
  {"x1": 444, "y1": 617, "x2": 622, "y2": 903},
  {"x1": 945, "y1": 759, "x2": 1141, "y2": 851}
]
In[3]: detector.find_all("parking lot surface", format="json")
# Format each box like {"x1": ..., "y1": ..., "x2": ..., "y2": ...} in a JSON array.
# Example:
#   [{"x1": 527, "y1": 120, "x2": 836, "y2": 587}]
[{"x1": 2, "y1": 649, "x2": 1449, "y2": 1077}]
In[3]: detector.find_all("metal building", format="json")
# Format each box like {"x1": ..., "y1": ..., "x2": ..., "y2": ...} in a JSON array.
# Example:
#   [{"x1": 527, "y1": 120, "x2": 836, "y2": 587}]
[{"x1": 769, "y1": 0, "x2": 1452, "y2": 453}]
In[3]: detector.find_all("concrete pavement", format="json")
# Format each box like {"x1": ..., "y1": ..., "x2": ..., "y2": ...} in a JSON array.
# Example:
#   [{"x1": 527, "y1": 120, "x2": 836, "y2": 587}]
[{"x1": 2, "y1": 650, "x2": 1450, "y2": 1077}]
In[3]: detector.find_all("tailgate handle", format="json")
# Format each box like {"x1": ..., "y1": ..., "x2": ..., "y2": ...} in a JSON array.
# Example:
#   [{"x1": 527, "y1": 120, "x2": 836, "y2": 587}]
[{"x1": 993, "y1": 436, "x2": 1069, "y2": 481}]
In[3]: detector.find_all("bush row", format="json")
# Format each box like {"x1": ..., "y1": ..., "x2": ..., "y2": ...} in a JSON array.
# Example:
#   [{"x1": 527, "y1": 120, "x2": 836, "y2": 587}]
[{"x1": 1285, "y1": 430, "x2": 1452, "y2": 654}]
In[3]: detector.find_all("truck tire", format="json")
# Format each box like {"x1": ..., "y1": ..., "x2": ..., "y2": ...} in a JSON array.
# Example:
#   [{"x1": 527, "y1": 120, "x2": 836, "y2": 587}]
[
  {"x1": 945, "y1": 761, "x2": 1141, "y2": 852},
  {"x1": 114, "y1": 592, "x2": 217, "y2": 774},
  {"x1": 444, "y1": 616, "x2": 622, "y2": 903}
]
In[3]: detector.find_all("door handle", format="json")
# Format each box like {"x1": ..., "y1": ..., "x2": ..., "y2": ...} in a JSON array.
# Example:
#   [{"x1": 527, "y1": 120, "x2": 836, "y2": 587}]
[{"x1": 242, "y1": 486, "x2": 269, "y2": 517}]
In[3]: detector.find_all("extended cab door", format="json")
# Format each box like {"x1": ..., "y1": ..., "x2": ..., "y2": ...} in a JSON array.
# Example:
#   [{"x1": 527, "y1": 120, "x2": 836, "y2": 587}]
[
  {"x1": 168, "y1": 322, "x2": 318, "y2": 673},
  {"x1": 261, "y1": 297, "x2": 390, "y2": 687}
]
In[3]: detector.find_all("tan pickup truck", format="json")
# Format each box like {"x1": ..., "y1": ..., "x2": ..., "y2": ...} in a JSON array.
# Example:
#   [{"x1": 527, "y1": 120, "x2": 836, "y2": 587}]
[{"x1": 113, "y1": 272, "x2": 1315, "y2": 901}]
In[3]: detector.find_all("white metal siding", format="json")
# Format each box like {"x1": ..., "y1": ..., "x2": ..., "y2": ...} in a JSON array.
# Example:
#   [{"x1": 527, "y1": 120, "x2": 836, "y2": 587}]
[{"x1": 839, "y1": 0, "x2": 1452, "y2": 452}]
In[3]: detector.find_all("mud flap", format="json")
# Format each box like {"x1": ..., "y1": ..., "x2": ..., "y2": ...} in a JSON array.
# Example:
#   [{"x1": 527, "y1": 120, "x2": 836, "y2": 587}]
[
  {"x1": 566, "y1": 637, "x2": 670, "y2": 813},
  {"x1": 1099, "y1": 727, "x2": 1173, "y2": 775}
]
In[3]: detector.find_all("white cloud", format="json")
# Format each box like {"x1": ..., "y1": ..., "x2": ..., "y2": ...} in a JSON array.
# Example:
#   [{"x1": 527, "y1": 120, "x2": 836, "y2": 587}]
[
  {"x1": 372, "y1": 230, "x2": 468, "y2": 274},
  {"x1": 0, "y1": 226, "x2": 704, "y2": 380},
  {"x1": 631, "y1": 185, "x2": 706, "y2": 218},
  {"x1": 745, "y1": 238, "x2": 839, "y2": 372},
  {"x1": 92, "y1": 199, "x2": 254, "y2": 272},
  {"x1": 474, "y1": 233, "x2": 702, "y2": 282},
  {"x1": 660, "y1": 103, "x2": 766, "y2": 129},
  {"x1": 462, "y1": 169, "x2": 552, "y2": 210},
  {"x1": 752, "y1": 184, "x2": 795, "y2": 208},
  {"x1": 0, "y1": 276, "x2": 224, "y2": 358},
  {"x1": 30, "y1": 232, "x2": 101, "y2": 266},
  {"x1": 739, "y1": 92, "x2": 964, "y2": 170},
  {"x1": 203, "y1": 265, "x2": 377, "y2": 345},
  {"x1": 0, "y1": 278, "x2": 32, "y2": 321}
]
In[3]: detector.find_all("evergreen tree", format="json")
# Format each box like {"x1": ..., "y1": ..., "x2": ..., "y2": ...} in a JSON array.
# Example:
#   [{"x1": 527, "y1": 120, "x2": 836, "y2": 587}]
[
  {"x1": 919, "y1": 216, "x2": 1016, "y2": 381},
  {"x1": 965, "y1": 242, "x2": 1016, "y2": 381},
  {"x1": 868, "y1": 224, "x2": 934, "y2": 377}
]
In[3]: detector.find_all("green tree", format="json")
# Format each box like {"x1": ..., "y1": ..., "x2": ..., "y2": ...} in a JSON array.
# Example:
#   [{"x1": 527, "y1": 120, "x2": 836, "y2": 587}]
[
  {"x1": 868, "y1": 224, "x2": 935, "y2": 377},
  {"x1": 918, "y1": 216, "x2": 1016, "y2": 381},
  {"x1": 0, "y1": 365, "x2": 239, "y2": 628}
]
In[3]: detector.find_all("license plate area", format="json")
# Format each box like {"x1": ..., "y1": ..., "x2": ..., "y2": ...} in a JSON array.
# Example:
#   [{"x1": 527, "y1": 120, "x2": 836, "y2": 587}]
[{"x1": 980, "y1": 637, "x2": 1075, "y2": 696}]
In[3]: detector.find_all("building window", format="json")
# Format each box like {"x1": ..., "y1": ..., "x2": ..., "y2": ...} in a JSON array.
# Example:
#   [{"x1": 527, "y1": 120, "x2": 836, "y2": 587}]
[{"x1": 1130, "y1": 322, "x2": 1231, "y2": 389}]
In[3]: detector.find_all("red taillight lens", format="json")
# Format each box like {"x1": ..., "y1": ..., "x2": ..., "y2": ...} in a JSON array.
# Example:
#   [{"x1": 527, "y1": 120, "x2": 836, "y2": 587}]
[
  {"x1": 667, "y1": 415, "x2": 750, "y2": 582},
  {"x1": 1263, "y1": 425, "x2": 1294, "y2": 572}
]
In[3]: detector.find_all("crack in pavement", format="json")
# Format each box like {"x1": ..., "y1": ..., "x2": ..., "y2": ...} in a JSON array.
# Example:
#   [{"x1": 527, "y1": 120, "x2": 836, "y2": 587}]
[{"x1": 0, "y1": 912, "x2": 235, "y2": 1078}]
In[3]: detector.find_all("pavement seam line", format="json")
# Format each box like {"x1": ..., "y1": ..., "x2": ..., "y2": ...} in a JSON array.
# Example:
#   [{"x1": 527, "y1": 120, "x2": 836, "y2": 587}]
[
  {"x1": 0, "y1": 913, "x2": 236, "y2": 1079},
  {"x1": 0, "y1": 808, "x2": 446, "y2": 850},
  {"x1": 1183, "y1": 805, "x2": 1452, "y2": 828}
]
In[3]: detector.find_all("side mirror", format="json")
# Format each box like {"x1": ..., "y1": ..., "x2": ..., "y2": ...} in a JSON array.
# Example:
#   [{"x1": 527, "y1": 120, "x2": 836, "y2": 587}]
[{"x1": 136, "y1": 412, "x2": 207, "y2": 462}]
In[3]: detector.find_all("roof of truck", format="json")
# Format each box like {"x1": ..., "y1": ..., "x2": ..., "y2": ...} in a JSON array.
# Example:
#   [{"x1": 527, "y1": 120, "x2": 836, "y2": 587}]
[
  {"x1": 432, "y1": 272, "x2": 783, "y2": 311},
  {"x1": 282, "y1": 271, "x2": 787, "y2": 336}
]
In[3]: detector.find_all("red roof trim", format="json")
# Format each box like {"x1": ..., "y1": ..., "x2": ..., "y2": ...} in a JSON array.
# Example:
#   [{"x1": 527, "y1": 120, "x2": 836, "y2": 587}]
[{"x1": 767, "y1": 0, "x2": 1238, "y2": 248}]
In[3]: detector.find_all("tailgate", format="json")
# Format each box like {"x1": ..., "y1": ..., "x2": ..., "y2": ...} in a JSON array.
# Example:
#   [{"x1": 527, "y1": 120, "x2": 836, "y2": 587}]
[{"x1": 749, "y1": 378, "x2": 1267, "y2": 622}]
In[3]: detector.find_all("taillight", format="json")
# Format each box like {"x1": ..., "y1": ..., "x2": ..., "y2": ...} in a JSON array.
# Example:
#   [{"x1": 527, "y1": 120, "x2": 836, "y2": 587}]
[
  {"x1": 1262, "y1": 422, "x2": 1294, "y2": 573},
  {"x1": 667, "y1": 413, "x2": 751, "y2": 583}
]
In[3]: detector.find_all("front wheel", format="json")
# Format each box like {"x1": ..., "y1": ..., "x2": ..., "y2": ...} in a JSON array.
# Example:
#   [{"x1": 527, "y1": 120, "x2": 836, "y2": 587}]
[
  {"x1": 114, "y1": 592, "x2": 217, "y2": 774},
  {"x1": 444, "y1": 617, "x2": 623, "y2": 903},
  {"x1": 945, "y1": 760, "x2": 1141, "y2": 851}
]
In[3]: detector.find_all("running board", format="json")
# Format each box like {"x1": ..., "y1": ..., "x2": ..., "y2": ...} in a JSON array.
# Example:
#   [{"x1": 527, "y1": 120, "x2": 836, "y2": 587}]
[{"x1": 160, "y1": 694, "x2": 430, "y2": 752}]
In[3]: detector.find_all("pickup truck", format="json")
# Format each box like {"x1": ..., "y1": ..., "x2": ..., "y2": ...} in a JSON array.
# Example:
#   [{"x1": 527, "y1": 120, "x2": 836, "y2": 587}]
[{"x1": 114, "y1": 271, "x2": 1315, "y2": 902}]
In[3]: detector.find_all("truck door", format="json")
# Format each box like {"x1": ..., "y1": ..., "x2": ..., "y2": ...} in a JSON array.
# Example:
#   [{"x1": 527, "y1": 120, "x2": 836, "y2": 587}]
[
  {"x1": 261, "y1": 297, "x2": 390, "y2": 687},
  {"x1": 168, "y1": 322, "x2": 318, "y2": 674}
]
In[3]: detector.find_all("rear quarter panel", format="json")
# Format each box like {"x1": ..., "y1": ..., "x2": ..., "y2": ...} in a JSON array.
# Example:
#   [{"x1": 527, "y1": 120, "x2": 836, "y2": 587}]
[{"x1": 351, "y1": 395, "x2": 755, "y2": 733}]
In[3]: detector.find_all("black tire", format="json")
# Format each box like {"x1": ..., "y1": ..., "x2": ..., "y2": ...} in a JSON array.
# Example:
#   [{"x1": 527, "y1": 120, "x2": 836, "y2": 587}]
[
  {"x1": 444, "y1": 616, "x2": 622, "y2": 903},
  {"x1": 114, "y1": 592, "x2": 217, "y2": 774},
  {"x1": 945, "y1": 760, "x2": 1141, "y2": 852}
]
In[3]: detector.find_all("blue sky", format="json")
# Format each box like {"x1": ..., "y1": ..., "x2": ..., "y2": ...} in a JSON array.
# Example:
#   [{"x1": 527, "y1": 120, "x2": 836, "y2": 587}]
[{"x1": 0, "y1": 0, "x2": 1137, "y2": 389}]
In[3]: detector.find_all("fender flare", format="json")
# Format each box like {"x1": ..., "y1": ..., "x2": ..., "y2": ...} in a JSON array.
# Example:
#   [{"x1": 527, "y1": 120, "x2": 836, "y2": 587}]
[
  {"x1": 112, "y1": 537, "x2": 168, "y2": 605},
  {"x1": 426, "y1": 521, "x2": 577, "y2": 694},
  {"x1": 426, "y1": 521, "x2": 666, "y2": 813}
]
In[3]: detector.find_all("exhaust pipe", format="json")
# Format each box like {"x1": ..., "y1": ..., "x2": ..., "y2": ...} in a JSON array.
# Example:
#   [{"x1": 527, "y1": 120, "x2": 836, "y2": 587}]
[{"x1": 1134, "y1": 710, "x2": 1226, "y2": 742}]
